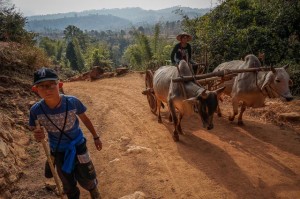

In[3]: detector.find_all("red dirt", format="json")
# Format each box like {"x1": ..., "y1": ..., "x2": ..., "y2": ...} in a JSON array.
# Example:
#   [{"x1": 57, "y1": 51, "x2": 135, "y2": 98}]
[{"x1": 13, "y1": 72, "x2": 300, "y2": 199}]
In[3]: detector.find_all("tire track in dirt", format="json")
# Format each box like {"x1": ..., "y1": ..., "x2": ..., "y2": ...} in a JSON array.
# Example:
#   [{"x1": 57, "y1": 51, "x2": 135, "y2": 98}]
[
  {"x1": 99, "y1": 85, "x2": 191, "y2": 197},
  {"x1": 64, "y1": 73, "x2": 300, "y2": 199},
  {"x1": 92, "y1": 85, "x2": 184, "y2": 198},
  {"x1": 69, "y1": 80, "x2": 230, "y2": 198}
]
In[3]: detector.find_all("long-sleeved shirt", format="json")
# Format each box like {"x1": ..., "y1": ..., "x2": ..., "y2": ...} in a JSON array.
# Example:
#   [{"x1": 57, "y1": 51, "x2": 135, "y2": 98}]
[{"x1": 171, "y1": 43, "x2": 192, "y2": 64}]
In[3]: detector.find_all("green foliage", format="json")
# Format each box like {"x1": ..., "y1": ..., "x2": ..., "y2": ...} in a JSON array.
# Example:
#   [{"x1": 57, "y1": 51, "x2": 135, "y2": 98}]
[
  {"x1": 66, "y1": 38, "x2": 85, "y2": 71},
  {"x1": 182, "y1": 0, "x2": 300, "y2": 72},
  {"x1": 162, "y1": 45, "x2": 173, "y2": 64},
  {"x1": 0, "y1": 42, "x2": 51, "y2": 71},
  {"x1": 137, "y1": 33, "x2": 153, "y2": 62},
  {"x1": 288, "y1": 64, "x2": 300, "y2": 96},
  {"x1": 85, "y1": 44, "x2": 112, "y2": 69},
  {"x1": 122, "y1": 30, "x2": 153, "y2": 70},
  {"x1": 90, "y1": 49, "x2": 112, "y2": 69},
  {"x1": 0, "y1": 0, "x2": 35, "y2": 44},
  {"x1": 290, "y1": 70, "x2": 300, "y2": 96},
  {"x1": 60, "y1": 65, "x2": 79, "y2": 79},
  {"x1": 39, "y1": 37, "x2": 57, "y2": 57},
  {"x1": 56, "y1": 40, "x2": 64, "y2": 61},
  {"x1": 122, "y1": 44, "x2": 143, "y2": 70},
  {"x1": 152, "y1": 23, "x2": 160, "y2": 55},
  {"x1": 122, "y1": 26, "x2": 175, "y2": 70},
  {"x1": 64, "y1": 25, "x2": 88, "y2": 52}
]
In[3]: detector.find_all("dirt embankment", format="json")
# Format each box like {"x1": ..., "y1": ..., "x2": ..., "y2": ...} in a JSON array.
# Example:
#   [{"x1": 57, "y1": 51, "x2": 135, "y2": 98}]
[
  {"x1": 0, "y1": 70, "x2": 38, "y2": 198},
  {"x1": 5, "y1": 72, "x2": 299, "y2": 199},
  {"x1": 0, "y1": 41, "x2": 45, "y2": 198}
]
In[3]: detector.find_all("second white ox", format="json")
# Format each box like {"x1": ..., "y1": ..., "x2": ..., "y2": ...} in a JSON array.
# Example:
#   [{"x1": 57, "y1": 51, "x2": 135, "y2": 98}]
[
  {"x1": 153, "y1": 60, "x2": 225, "y2": 141},
  {"x1": 213, "y1": 54, "x2": 293, "y2": 125}
]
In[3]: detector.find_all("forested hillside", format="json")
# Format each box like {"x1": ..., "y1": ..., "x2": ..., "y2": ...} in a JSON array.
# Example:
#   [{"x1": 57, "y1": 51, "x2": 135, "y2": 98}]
[
  {"x1": 27, "y1": 14, "x2": 132, "y2": 32},
  {"x1": 26, "y1": 7, "x2": 209, "y2": 32}
]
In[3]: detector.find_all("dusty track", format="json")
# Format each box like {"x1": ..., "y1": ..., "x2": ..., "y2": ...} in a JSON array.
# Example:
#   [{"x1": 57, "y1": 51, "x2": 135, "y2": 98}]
[{"x1": 14, "y1": 72, "x2": 300, "y2": 199}]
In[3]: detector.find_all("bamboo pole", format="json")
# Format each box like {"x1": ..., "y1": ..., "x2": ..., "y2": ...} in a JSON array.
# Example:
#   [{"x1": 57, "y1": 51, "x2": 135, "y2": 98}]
[
  {"x1": 172, "y1": 67, "x2": 273, "y2": 83},
  {"x1": 35, "y1": 120, "x2": 64, "y2": 199}
]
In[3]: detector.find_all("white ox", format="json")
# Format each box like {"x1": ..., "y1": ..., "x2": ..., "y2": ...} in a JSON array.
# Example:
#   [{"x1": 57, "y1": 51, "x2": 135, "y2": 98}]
[
  {"x1": 153, "y1": 60, "x2": 225, "y2": 141},
  {"x1": 213, "y1": 54, "x2": 293, "y2": 125}
]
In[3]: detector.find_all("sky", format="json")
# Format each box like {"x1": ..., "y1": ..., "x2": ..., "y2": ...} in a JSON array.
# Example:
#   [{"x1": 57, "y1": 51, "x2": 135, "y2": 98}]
[{"x1": 11, "y1": 0, "x2": 220, "y2": 16}]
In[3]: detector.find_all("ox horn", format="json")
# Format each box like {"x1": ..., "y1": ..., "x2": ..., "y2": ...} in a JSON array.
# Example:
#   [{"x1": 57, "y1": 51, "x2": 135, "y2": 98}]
[
  {"x1": 283, "y1": 64, "x2": 289, "y2": 70},
  {"x1": 270, "y1": 65, "x2": 276, "y2": 74}
]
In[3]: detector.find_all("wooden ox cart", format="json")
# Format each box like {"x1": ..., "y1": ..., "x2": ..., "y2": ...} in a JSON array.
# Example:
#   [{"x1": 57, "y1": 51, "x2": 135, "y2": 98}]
[{"x1": 142, "y1": 66, "x2": 275, "y2": 113}]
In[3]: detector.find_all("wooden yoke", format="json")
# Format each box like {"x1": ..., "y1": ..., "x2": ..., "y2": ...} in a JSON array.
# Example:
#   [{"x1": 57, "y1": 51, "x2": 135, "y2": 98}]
[{"x1": 172, "y1": 67, "x2": 274, "y2": 83}]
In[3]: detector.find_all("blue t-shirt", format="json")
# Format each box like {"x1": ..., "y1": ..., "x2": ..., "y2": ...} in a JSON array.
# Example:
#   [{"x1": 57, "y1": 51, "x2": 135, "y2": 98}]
[{"x1": 29, "y1": 95, "x2": 86, "y2": 152}]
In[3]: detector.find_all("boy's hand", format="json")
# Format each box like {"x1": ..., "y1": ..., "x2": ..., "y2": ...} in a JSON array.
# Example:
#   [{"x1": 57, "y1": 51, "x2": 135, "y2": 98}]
[
  {"x1": 94, "y1": 138, "x2": 102, "y2": 151},
  {"x1": 33, "y1": 127, "x2": 45, "y2": 142}
]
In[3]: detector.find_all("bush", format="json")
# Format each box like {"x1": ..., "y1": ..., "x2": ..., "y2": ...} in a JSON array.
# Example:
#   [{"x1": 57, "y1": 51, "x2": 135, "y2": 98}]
[
  {"x1": 0, "y1": 42, "x2": 50, "y2": 70},
  {"x1": 290, "y1": 70, "x2": 300, "y2": 96},
  {"x1": 0, "y1": 2, "x2": 35, "y2": 44}
]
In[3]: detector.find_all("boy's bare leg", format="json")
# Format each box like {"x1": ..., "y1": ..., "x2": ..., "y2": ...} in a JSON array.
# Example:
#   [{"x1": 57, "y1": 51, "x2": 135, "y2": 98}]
[{"x1": 89, "y1": 186, "x2": 101, "y2": 199}]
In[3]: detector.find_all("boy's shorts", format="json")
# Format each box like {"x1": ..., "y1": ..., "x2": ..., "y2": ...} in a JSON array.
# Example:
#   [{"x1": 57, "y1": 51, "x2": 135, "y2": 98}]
[{"x1": 50, "y1": 139, "x2": 98, "y2": 194}]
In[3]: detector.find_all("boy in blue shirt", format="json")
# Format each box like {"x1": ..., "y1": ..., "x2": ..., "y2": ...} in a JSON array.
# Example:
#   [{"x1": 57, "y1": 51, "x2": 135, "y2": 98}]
[{"x1": 29, "y1": 67, "x2": 102, "y2": 199}]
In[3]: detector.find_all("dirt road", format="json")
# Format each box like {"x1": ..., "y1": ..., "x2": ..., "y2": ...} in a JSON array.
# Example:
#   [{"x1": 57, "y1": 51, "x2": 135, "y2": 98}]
[{"x1": 15, "y1": 72, "x2": 300, "y2": 199}]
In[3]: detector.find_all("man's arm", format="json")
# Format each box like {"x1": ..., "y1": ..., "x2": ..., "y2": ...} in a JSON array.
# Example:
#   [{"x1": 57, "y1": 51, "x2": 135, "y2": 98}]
[
  {"x1": 170, "y1": 44, "x2": 178, "y2": 64},
  {"x1": 188, "y1": 44, "x2": 192, "y2": 62}
]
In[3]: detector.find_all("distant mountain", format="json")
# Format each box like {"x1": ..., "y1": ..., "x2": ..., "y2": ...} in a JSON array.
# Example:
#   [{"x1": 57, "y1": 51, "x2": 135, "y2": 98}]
[
  {"x1": 26, "y1": 14, "x2": 131, "y2": 32},
  {"x1": 26, "y1": 7, "x2": 210, "y2": 32}
]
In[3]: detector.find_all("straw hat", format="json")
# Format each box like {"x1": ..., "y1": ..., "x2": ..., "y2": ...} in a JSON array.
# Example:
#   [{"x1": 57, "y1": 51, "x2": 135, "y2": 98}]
[{"x1": 176, "y1": 32, "x2": 192, "y2": 41}]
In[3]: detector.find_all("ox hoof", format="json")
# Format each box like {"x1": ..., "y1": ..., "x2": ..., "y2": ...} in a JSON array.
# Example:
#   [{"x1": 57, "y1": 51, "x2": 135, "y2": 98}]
[
  {"x1": 168, "y1": 115, "x2": 173, "y2": 122},
  {"x1": 237, "y1": 120, "x2": 244, "y2": 125},
  {"x1": 217, "y1": 112, "x2": 222, "y2": 117},
  {"x1": 178, "y1": 127, "x2": 183, "y2": 134},
  {"x1": 158, "y1": 117, "x2": 162, "y2": 123},
  {"x1": 228, "y1": 116, "x2": 234, "y2": 121},
  {"x1": 172, "y1": 135, "x2": 180, "y2": 142},
  {"x1": 207, "y1": 124, "x2": 214, "y2": 130}
]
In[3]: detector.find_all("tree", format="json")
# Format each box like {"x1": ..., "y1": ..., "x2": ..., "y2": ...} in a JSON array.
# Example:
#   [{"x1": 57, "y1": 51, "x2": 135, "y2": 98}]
[
  {"x1": 66, "y1": 38, "x2": 85, "y2": 71},
  {"x1": 39, "y1": 37, "x2": 57, "y2": 58},
  {"x1": 136, "y1": 33, "x2": 152, "y2": 62},
  {"x1": 0, "y1": 0, "x2": 35, "y2": 43},
  {"x1": 181, "y1": 0, "x2": 300, "y2": 68},
  {"x1": 56, "y1": 40, "x2": 64, "y2": 61},
  {"x1": 63, "y1": 25, "x2": 88, "y2": 52},
  {"x1": 152, "y1": 23, "x2": 160, "y2": 55},
  {"x1": 122, "y1": 44, "x2": 143, "y2": 69}
]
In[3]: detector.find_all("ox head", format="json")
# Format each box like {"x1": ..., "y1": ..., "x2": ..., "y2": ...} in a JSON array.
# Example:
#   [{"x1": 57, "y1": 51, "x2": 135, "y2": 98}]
[
  {"x1": 261, "y1": 65, "x2": 293, "y2": 101},
  {"x1": 185, "y1": 87, "x2": 225, "y2": 130}
]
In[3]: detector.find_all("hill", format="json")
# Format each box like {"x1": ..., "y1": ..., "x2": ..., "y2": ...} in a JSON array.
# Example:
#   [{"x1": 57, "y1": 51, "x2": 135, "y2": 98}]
[
  {"x1": 26, "y1": 14, "x2": 132, "y2": 32},
  {"x1": 25, "y1": 7, "x2": 210, "y2": 32}
]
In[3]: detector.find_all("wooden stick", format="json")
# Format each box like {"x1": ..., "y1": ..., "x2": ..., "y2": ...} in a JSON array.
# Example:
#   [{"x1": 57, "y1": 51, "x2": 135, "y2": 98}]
[
  {"x1": 172, "y1": 67, "x2": 273, "y2": 82},
  {"x1": 196, "y1": 74, "x2": 237, "y2": 84},
  {"x1": 35, "y1": 120, "x2": 64, "y2": 199}
]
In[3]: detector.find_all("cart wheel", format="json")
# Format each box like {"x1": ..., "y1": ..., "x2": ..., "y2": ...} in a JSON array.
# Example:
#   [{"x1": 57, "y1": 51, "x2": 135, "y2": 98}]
[
  {"x1": 145, "y1": 70, "x2": 157, "y2": 114},
  {"x1": 147, "y1": 93, "x2": 157, "y2": 114},
  {"x1": 145, "y1": 70, "x2": 153, "y2": 89}
]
